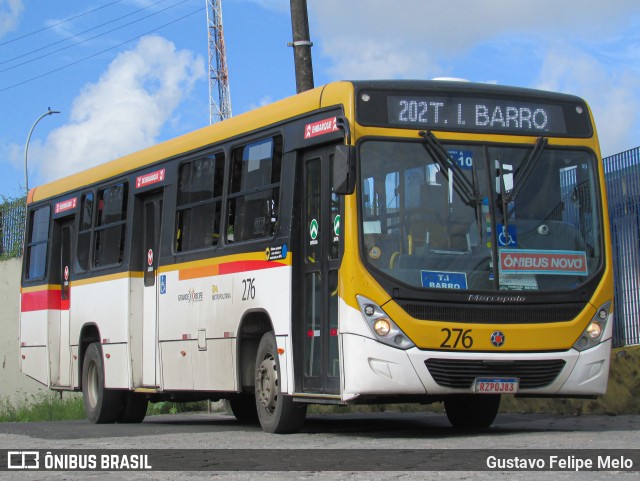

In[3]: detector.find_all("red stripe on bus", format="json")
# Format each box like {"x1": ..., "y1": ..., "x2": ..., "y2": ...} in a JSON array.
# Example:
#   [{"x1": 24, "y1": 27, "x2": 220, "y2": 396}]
[
  {"x1": 218, "y1": 260, "x2": 286, "y2": 275},
  {"x1": 21, "y1": 290, "x2": 62, "y2": 312}
]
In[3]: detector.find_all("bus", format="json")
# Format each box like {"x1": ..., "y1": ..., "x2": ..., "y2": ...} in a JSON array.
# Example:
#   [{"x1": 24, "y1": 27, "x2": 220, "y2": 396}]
[{"x1": 19, "y1": 80, "x2": 613, "y2": 433}]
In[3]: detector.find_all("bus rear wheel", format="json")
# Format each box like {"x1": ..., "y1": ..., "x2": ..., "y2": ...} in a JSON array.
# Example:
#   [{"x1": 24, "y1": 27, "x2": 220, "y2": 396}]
[
  {"x1": 82, "y1": 342, "x2": 123, "y2": 424},
  {"x1": 229, "y1": 396, "x2": 259, "y2": 423},
  {"x1": 444, "y1": 394, "x2": 500, "y2": 429},
  {"x1": 118, "y1": 392, "x2": 148, "y2": 423},
  {"x1": 255, "y1": 331, "x2": 306, "y2": 433}
]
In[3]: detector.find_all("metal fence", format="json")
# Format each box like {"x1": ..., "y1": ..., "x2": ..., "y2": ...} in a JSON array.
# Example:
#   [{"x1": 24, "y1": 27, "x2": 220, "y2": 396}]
[
  {"x1": 604, "y1": 147, "x2": 640, "y2": 347},
  {"x1": 0, "y1": 196, "x2": 25, "y2": 260},
  {"x1": 1, "y1": 147, "x2": 640, "y2": 346}
]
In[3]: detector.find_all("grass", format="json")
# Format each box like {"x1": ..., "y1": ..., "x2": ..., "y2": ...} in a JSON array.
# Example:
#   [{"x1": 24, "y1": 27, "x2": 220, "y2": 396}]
[
  {"x1": 0, "y1": 393, "x2": 211, "y2": 423},
  {"x1": 2, "y1": 347, "x2": 639, "y2": 422},
  {"x1": 0, "y1": 392, "x2": 85, "y2": 423}
]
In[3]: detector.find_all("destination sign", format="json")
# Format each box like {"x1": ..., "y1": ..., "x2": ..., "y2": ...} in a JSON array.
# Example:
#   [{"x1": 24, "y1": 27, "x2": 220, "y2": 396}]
[{"x1": 387, "y1": 95, "x2": 567, "y2": 134}]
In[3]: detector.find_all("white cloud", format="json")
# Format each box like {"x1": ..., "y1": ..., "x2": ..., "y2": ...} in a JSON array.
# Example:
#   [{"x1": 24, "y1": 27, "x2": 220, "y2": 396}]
[
  {"x1": 310, "y1": 0, "x2": 640, "y2": 79},
  {"x1": 536, "y1": 48, "x2": 640, "y2": 157},
  {"x1": 29, "y1": 35, "x2": 205, "y2": 183},
  {"x1": 0, "y1": 0, "x2": 24, "y2": 37},
  {"x1": 307, "y1": 0, "x2": 640, "y2": 154}
]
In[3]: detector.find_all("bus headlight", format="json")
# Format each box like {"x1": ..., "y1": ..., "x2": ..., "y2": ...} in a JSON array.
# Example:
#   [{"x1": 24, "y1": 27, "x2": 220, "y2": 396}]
[
  {"x1": 373, "y1": 318, "x2": 391, "y2": 336},
  {"x1": 573, "y1": 302, "x2": 611, "y2": 352},
  {"x1": 357, "y1": 295, "x2": 415, "y2": 350}
]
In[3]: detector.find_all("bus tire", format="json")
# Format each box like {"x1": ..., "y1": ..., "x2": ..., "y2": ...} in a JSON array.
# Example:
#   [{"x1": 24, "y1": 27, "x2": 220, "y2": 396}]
[
  {"x1": 82, "y1": 342, "x2": 123, "y2": 424},
  {"x1": 229, "y1": 396, "x2": 259, "y2": 423},
  {"x1": 255, "y1": 331, "x2": 307, "y2": 433},
  {"x1": 118, "y1": 392, "x2": 148, "y2": 423},
  {"x1": 444, "y1": 394, "x2": 500, "y2": 429}
]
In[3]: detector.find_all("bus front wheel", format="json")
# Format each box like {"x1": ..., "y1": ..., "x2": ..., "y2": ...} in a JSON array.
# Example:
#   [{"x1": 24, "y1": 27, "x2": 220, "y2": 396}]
[
  {"x1": 254, "y1": 331, "x2": 306, "y2": 433},
  {"x1": 82, "y1": 342, "x2": 123, "y2": 424},
  {"x1": 444, "y1": 394, "x2": 500, "y2": 429}
]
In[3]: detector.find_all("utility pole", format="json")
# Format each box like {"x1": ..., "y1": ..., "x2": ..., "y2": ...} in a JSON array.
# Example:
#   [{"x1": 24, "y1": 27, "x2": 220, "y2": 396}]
[{"x1": 288, "y1": 0, "x2": 314, "y2": 93}]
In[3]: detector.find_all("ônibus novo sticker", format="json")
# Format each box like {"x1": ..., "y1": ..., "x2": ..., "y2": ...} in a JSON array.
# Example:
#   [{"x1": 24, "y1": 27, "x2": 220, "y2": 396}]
[{"x1": 499, "y1": 249, "x2": 588, "y2": 276}]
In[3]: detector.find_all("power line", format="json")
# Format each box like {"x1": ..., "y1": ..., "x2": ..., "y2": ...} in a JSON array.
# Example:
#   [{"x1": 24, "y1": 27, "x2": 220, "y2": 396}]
[
  {"x1": 0, "y1": 0, "x2": 193, "y2": 74},
  {"x1": 0, "y1": 0, "x2": 173, "y2": 67},
  {"x1": 0, "y1": 0, "x2": 125, "y2": 47},
  {"x1": 0, "y1": 8, "x2": 202, "y2": 93}
]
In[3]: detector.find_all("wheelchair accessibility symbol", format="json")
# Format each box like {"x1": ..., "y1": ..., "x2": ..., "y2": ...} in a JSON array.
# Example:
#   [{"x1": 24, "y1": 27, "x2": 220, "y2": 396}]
[{"x1": 497, "y1": 224, "x2": 517, "y2": 247}]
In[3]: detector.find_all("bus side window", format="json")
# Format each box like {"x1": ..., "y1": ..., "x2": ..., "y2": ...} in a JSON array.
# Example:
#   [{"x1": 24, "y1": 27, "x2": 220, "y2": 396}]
[
  {"x1": 76, "y1": 192, "x2": 93, "y2": 272},
  {"x1": 227, "y1": 136, "x2": 282, "y2": 243},
  {"x1": 175, "y1": 153, "x2": 224, "y2": 252},
  {"x1": 93, "y1": 183, "x2": 128, "y2": 267},
  {"x1": 25, "y1": 205, "x2": 51, "y2": 280}
]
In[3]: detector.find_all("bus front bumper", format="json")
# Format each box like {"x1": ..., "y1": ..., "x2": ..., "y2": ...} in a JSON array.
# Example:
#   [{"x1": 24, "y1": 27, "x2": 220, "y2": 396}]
[{"x1": 341, "y1": 333, "x2": 611, "y2": 401}]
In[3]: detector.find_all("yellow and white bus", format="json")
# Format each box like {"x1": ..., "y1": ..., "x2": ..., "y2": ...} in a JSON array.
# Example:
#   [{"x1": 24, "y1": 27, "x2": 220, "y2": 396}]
[{"x1": 20, "y1": 80, "x2": 613, "y2": 433}]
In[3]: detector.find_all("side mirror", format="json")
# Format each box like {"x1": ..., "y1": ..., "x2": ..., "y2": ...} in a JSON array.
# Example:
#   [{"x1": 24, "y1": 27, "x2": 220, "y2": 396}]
[{"x1": 332, "y1": 145, "x2": 356, "y2": 195}]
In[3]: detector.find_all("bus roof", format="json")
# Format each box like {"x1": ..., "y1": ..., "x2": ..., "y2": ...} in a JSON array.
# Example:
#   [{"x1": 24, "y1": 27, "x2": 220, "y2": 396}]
[
  {"x1": 28, "y1": 79, "x2": 589, "y2": 205},
  {"x1": 29, "y1": 81, "x2": 353, "y2": 204}
]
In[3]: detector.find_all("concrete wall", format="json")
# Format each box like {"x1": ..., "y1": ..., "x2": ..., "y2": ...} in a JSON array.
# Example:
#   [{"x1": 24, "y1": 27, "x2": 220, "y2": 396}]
[{"x1": 0, "y1": 258, "x2": 48, "y2": 405}]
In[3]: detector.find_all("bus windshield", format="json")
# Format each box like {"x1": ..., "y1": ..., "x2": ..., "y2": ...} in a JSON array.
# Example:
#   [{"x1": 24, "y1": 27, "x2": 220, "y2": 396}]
[{"x1": 359, "y1": 139, "x2": 602, "y2": 293}]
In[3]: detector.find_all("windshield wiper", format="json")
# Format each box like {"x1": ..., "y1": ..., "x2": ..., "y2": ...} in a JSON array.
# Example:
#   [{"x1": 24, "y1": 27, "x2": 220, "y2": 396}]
[
  {"x1": 505, "y1": 136, "x2": 548, "y2": 204},
  {"x1": 419, "y1": 130, "x2": 483, "y2": 244},
  {"x1": 419, "y1": 131, "x2": 480, "y2": 205}
]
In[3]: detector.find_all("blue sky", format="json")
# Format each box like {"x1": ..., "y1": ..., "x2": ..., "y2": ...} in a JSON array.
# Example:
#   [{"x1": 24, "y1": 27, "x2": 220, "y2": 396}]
[{"x1": 1, "y1": 0, "x2": 639, "y2": 198}]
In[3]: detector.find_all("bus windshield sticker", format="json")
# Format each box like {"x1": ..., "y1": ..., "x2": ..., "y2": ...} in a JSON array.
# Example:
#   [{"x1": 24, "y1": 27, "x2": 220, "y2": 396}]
[
  {"x1": 499, "y1": 249, "x2": 588, "y2": 276},
  {"x1": 447, "y1": 149, "x2": 473, "y2": 170},
  {"x1": 499, "y1": 273, "x2": 538, "y2": 291},
  {"x1": 421, "y1": 270, "x2": 468, "y2": 289},
  {"x1": 497, "y1": 224, "x2": 517, "y2": 247},
  {"x1": 363, "y1": 220, "x2": 381, "y2": 234}
]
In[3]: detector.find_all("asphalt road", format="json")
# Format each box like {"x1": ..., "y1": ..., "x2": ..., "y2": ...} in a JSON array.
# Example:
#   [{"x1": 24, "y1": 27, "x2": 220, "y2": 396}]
[{"x1": 1, "y1": 411, "x2": 639, "y2": 480}]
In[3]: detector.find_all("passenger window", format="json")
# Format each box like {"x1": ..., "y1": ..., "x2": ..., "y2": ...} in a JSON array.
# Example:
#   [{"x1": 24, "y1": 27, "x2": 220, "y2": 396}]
[
  {"x1": 76, "y1": 192, "x2": 93, "y2": 272},
  {"x1": 175, "y1": 153, "x2": 225, "y2": 252},
  {"x1": 25, "y1": 205, "x2": 51, "y2": 279},
  {"x1": 227, "y1": 136, "x2": 282, "y2": 243},
  {"x1": 93, "y1": 183, "x2": 127, "y2": 267}
]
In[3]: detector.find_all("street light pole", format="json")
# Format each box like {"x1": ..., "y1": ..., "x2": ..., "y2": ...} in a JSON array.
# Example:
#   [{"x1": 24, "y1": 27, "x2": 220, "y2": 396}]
[{"x1": 24, "y1": 108, "x2": 61, "y2": 195}]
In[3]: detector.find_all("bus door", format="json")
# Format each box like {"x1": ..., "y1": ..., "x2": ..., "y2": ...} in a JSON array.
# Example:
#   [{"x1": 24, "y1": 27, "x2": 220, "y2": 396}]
[
  {"x1": 297, "y1": 146, "x2": 342, "y2": 394},
  {"x1": 49, "y1": 218, "x2": 73, "y2": 387},
  {"x1": 140, "y1": 191, "x2": 163, "y2": 387}
]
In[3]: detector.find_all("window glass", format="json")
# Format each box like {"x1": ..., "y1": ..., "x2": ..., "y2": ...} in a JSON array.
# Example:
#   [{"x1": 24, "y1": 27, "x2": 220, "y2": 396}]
[
  {"x1": 227, "y1": 136, "x2": 282, "y2": 243},
  {"x1": 26, "y1": 205, "x2": 50, "y2": 279},
  {"x1": 76, "y1": 192, "x2": 93, "y2": 272},
  {"x1": 175, "y1": 153, "x2": 224, "y2": 252},
  {"x1": 359, "y1": 140, "x2": 602, "y2": 293},
  {"x1": 94, "y1": 182, "x2": 128, "y2": 267}
]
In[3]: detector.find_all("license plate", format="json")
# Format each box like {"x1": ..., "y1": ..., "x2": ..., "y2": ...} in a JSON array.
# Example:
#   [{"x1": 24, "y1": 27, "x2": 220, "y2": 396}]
[{"x1": 474, "y1": 378, "x2": 519, "y2": 394}]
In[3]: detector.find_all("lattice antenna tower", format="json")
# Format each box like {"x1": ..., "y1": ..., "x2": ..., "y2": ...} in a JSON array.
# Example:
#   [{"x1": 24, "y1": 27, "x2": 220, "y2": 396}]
[{"x1": 206, "y1": 0, "x2": 232, "y2": 124}]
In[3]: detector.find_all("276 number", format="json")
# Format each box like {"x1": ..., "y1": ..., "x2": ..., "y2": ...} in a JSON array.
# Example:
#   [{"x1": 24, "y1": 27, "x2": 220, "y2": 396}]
[
  {"x1": 242, "y1": 278, "x2": 256, "y2": 301},
  {"x1": 440, "y1": 328, "x2": 473, "y2": 349}
]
